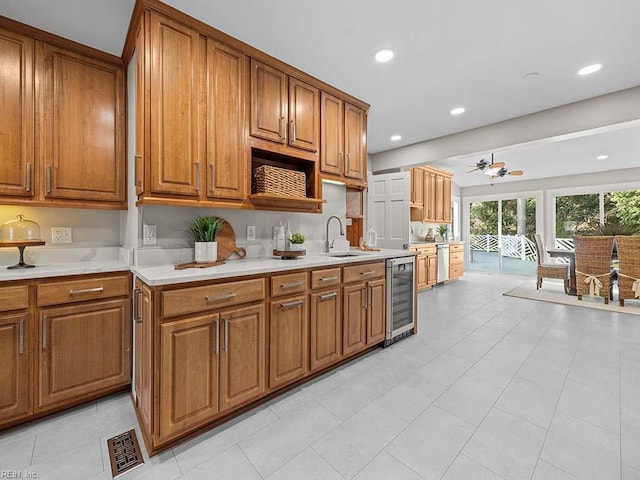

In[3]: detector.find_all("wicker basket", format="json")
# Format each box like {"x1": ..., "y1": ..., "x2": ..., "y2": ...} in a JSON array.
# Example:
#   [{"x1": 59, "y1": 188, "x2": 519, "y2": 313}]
[{"x1": 253, "y1": 165, "x2": 306, "y2": 198}]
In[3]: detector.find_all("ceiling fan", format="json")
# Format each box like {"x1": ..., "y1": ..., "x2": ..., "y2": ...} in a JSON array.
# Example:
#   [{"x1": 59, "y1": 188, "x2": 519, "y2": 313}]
[
  {"x1": 467, "y1": 153, "x2": 504, "y2": 173},
  {"x1": 490, "y1": 166, "x2": 524, "y2": 178}
]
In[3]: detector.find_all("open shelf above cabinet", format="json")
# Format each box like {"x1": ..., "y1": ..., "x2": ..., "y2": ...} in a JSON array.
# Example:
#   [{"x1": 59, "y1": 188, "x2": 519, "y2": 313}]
[{"x1": 248, "y1": 193, "x2": 325, "y2": 212}]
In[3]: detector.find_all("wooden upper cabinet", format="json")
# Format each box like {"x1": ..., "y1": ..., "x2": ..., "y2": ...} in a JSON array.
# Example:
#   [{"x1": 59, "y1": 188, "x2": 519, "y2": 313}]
[
  {"x1": 411, "y1": 168, "x2": 424, "y2": 207},
  {"x1": 0, "y1": 312, "x2": 31, "y2": 424},
  {"x1": 434, "y1": 175, "x2": 445, "y2": 222},
  {"x1": 37, "y1": 43, "x2": 125, "y2": 204},
  {"x1": 288, "y1": 77, "x2": 319, "y2": 152},
  {"x1": 250, "y1": 59, "x2": 287, "y2": 143},
  {"x1": 320, "y1": 92, "x2": 343, "y2": 176},
  {"x1": 149, "y1": 12, "x2": 201, "y2": 197},
  {"x1": 344, "y1": 103, "x2": 366, "y2": 182},
  {"x1": 134, "y1": 25, "x2": 145, "y2": 196},
  {"x1": 0, "y1": 29, "x2": 34, "y2": 198},
  {"x1": 443, "y1": 176, "x2": 452, "y2": 223},
  {"x1": 424, "y1": 171, "x2": 436, "y2": 222},
  {"x1": 206, "y1": 39, "x2": 247, "y2": 201}
]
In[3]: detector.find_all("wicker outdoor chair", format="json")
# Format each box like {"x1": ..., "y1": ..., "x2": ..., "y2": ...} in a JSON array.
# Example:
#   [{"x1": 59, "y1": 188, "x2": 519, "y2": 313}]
[
  {"x1": 534, "y1": 234, "x2": 569, "y2": 293},
  {"x1": 573, "y1": 235, "x2": 615, "y2": 304},
  {"x1": 616, "y1": 236, "x2": 640, "y2": 307}
]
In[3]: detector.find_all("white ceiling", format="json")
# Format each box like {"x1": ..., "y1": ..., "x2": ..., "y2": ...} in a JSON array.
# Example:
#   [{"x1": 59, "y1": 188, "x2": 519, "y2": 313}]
[{"x1": 2, "y1": 0, "x2": 640, "y2": 159}]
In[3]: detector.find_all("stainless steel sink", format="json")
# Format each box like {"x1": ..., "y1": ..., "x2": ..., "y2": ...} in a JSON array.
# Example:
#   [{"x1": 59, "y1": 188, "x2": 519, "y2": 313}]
[{"x1": 326, "y1": 251, "x2": 371, "y2": 258}]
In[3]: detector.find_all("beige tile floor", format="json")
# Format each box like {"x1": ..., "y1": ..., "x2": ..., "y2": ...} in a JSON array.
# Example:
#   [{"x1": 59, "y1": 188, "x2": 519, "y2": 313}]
[{"x1": 2, "y1": 271, "x2": 639, "y2": 480}]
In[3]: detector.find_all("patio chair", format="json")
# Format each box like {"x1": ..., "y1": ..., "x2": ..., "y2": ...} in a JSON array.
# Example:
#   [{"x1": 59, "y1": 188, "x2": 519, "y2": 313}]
[
  {"x1": 616, "y1": 236, "x2": 640, "y2": 307},
  {"x1": 534, "y1": 234, "x2": 569, "y2": 293},
  {"x1": 573, "y1": 235, "x2": 615, "y2": 304}
]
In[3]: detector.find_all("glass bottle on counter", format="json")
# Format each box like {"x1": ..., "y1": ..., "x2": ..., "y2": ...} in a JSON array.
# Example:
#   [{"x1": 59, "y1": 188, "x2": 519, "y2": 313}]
[{"x1": 365, "y1": 225, "x2": 377, "y2": 248}]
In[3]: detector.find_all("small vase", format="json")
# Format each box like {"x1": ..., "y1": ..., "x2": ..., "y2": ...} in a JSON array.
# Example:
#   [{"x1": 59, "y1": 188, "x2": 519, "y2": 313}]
[
  {"x1": 194, "y1": 241, "x2": 217, "y2": 263},
  {"x1": 289, "y1": 243, "x2": 305, "y2": 251}
]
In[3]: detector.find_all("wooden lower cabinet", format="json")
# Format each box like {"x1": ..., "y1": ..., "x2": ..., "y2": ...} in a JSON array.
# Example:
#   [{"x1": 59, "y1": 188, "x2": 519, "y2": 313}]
[
  {"x1": 413, "y1": 246, "x2": 437, "y2": 291},
  {"x1": 310, "y1": 289, "x2": 342, "y2": 371},
  {"x1": 159, "y1": 314, "x2": 219, "y2": 442},
  {"x1": 134, "y1": 280, "x2": 153, "y2": 433},
  {"x1": 269, "y1": 296, "x2": 308, "y2": 388},
  {"x1": 366, "y1": 279, "x2": 386, "y2": 345},
  {"x1": 0, "y1": 313, "x2": 30, "y2": 424},
  {"x1": 38, "y1": 298, "x2": 131, "y2": 409},
  {"x1": 342, "y1": 283, "x2": 368, "y2": 356},
  {"x1": 449, "y1": 242, "x2": 464, "y2": 281}
]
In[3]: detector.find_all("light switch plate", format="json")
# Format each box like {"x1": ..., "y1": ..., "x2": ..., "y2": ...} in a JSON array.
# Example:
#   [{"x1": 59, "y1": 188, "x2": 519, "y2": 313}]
[
  {"x1": 51, "y1": 227, "x2": 72, "y2": 244},
  {"x1": 247, "y1": 225, "x2": 256, "y2": 241}
]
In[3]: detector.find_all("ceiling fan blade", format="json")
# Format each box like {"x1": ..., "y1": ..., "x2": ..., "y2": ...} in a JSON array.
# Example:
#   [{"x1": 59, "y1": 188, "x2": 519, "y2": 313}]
[
  {"x1": 491, "y1": 162, "x2": 505, "y2": 169},
  {"x1": 467, "y1": 167, "x2": 480, "y2": 173},
  {"x1": 508, "y1": 170, "x2": 524, "y2": 176}
]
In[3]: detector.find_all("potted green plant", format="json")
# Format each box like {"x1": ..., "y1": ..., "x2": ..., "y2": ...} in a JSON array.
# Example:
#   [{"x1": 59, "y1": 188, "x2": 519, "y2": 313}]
[
  {"x1": 188, "y1": 216, "x2": 225, "y2": 262},
  {"x1": 437, "y1": 224, "x2": 449, "y2": 242},
  {"x1": 289, "y1": 232, "x2": 306, "y2": 251}
]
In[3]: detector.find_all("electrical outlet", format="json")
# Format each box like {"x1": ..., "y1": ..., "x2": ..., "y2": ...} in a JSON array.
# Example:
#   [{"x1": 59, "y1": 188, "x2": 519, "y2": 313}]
[
  {"x1": 247, "y1": 225, "x2": 256, "y2": 241},
  {"x1": 51, "y1": 227, "x2": 72, "y2": 244},
  {"x1": 143, "y1": 224, "x2": 157, "y2": 245}
]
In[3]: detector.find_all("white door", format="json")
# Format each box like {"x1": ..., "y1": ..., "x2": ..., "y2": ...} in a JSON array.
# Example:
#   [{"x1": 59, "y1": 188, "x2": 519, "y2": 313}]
[{"x1": 367, "y1": 172, "x2": 410, "y2": 249}]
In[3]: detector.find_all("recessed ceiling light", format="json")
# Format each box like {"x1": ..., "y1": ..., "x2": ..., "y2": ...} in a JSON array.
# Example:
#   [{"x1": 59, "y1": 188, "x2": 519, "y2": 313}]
[
  {"x1": 390, "y1": 135, "x2": 402, "y2": 141},
  {"x1": 374, "y1": 49, "x2": 394, "y2": 63},
  {"x1": 578, "y1": 64, "x2": 602, "y2": 76},
  {"x1": 597, "y1": 154, "x2": 608, "y2": 160},
  {"x1": 450, "y1": 107, "x2": 466, "y2": 116}
]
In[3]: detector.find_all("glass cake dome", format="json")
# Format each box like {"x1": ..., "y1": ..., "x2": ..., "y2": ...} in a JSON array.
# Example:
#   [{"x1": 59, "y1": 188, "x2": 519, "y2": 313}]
[{"x1": 1, "y1": 214, "x2": 42, "y2": 242}]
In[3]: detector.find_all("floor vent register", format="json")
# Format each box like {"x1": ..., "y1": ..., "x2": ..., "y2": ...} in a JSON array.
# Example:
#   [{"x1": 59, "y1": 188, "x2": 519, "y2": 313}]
[{"x1": 106, "y1": 429, "x2": 145, "y2": 478}]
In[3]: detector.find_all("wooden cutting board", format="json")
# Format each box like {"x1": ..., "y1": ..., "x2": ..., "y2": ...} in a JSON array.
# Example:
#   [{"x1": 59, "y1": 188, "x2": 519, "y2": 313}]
[{"x1": 216, "y1": 222, "x2": 247, "y2": 261}]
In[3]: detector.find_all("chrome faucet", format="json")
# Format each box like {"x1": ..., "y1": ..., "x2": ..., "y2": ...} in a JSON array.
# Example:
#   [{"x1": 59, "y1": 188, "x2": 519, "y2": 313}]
[{"x1": 324, "y1": 215, "x2": 344, "y2": 253}]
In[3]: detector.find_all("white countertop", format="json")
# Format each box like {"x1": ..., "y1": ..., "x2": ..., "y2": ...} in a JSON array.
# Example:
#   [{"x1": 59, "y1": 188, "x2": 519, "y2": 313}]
[
  {"x1": 131, "y1": 249, "x2": 415, "y2": 286},
  {"x1": 0, "y1": 260, "x2": 131, "y2": 282}
]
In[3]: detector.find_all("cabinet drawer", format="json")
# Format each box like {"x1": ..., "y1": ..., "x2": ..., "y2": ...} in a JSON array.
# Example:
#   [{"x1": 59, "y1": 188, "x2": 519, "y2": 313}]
[
  {"x1": 37, "y1": 274, "x2": 130, "y2": 307},
  {"x1": 271, "y1": 272, "x2": 307, "y2": 297},
  {"x1": 450, "y1": 252, "x2": 464, "y2": 265},
  {"x1": 0, "y1": 284, "x2": 29, "y2": 312},
  {"x1": 311, "y1": 268, "x2": 341, "y2": 289},
  {"x1": 162, "y1": 278, "x2": 265, "y2": 317},
  {"x1": 450, "y1": 264, "x2": 464, "y2": 279},
  {"x1": 343, "y1": 262, "x2": 385, "y2": 284},
  {"x1": 449, "y1": 243, "x2": 464, "y2": 253}
]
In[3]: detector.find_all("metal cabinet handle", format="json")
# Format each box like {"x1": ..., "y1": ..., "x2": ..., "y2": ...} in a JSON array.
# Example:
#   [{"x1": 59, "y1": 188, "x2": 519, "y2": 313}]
[
  {"x1": 280, "y1": 299, "x2": 303, "y2": 309},
  {"x1": 46, "y1": 165, "x2": 52, "y2": 193},
  {"x1": 346, "y1": 153, "x2": 351, "y2": 173},
  {"x1": 134, "y1": 155, "x2": 142, "y2": 186},
  {"x1": 42, "y1": 316, "x2": 47, "y2": 350},
  {"x1": 290, "y1": 121, "x2": 296, "y2": 143},
  {"x1": 195, "y1": 162, "x2": 201, "y2": 193},
  {"x1": 214, "y1": 319, "x2": 219, "y2": 355},
  {"x1": 362, "y1": 287, "x2": 368, "y2": 308},
  {"x1": 26, "y1": 162, "x2": 32, "y2": 192},
  {"x1": 319, "y1": 292, "x2": 337, "y2": 300},
  {"x1": 280, "y1": 117, "x2": 286, "y2": 143},
  {"x1": 319, "y1": 276, "x2": 338, "y2": 283},
  {"x1": 133, "y1": 288, "x2": 142, "y2": 323},
  {"x1": 369, "y1": 286, "x2": 373, "y2": 307},
  {"x1": 360, "y1": 271, "x2": 376, "y2": 276},
  {"x1": 206, "y1": 292, "x2": 237, "y2": 302},
  {"x1": 19, "y1": 319, "x2": 24, "y2": 354},
  {"x1": 209, "y1": 163, "x2": 215, "y2": 193},
  {"x1": 224, "y1": 319, "x2": 229, "y2": 352},
  {"x1": 70, "y1": 287, "x2": 104, "y2": 295},
  {"x1": 280, "y1": 281, "x2": 303, "y2": 289},
  {"x1": 339, "y1": 152, "x2": 344, "y2": 174}
]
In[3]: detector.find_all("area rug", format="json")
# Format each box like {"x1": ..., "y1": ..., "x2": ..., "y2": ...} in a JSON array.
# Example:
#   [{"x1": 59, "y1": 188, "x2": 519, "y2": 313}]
[{"x1": 504, "y1": 281, "x2": 640, "y2": 316}]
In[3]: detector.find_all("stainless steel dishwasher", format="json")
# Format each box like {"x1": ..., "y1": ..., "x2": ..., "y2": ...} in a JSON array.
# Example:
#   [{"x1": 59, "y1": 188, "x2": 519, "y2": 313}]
[
  {"x1": 437, "y1": 244, "x2": 449, "y2": 282},
  {"x1": 384, "y1": 256, "x2": 416, "y2": 346}
]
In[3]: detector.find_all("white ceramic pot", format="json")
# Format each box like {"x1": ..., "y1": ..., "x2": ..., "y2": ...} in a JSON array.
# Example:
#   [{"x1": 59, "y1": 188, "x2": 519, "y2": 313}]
[
  {"x1": 194, "y1": 241, "x2": 217, "y2": 263},
  {"x1": 289, "y1": 243, "x2": 305, "y2": 251}
]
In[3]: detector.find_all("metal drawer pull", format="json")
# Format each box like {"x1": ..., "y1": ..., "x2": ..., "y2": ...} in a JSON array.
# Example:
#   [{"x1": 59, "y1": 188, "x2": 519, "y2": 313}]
[
  {"x1": 70, "y1": 287, "x2": 104, "y2": 295},
  {"x1": 214, "y1": 319, "x2": 219, "y2": 355},
  {"x1": 280, "y1": 300, "x2": 303, "y2": 308},
  {"x1": 360, "y1": 271, "x2": 376, "y2": 276},
  {"x1": 206, "y1": 292, "x2": 237, "y2": 302},
  {"x1": 42, "y1": 316, "x2": 47, "y2": 350},
  {"x1": 280, "y1": 281, "x2": 303, "y2": 289},
  {"x1": 19, "y1": 319, "x2": 24, "y2": 354},
  {"x1": 319, "y1": 276, "x2": 338, "y2": 282},
  {"x1": 45, "y1": 165, "x2": 52, "y2": 193},
  {"x1": 319, "y1": 292, "x2": 337, "y2": 300},
  {"x1": 26, "y1": 162, "x2": 32, "y2": 192}
]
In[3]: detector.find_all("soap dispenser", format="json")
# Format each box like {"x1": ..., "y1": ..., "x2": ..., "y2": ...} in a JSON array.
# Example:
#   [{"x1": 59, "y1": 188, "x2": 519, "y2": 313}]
[
  {"x1": 284, "y1": 222, "x2": 292, "y2": 251},
  {"x1": 275, "y1": 222, "x2": 285, "y2": 251}
]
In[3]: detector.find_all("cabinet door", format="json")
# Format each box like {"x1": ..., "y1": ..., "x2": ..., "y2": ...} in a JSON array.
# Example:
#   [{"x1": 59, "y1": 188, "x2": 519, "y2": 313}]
[
  {"x1": 424, "y1": 172, "x2": 436, "y2": 222},
  {"x1": 320, "y1": 93, "x2": 343, "y2": 176},
  {"x1": 38, "y1": 43, "x2": 125, "y2": 203},
  {"x1": 434, "y1": 175, "x2": 445, "y2": 222},
  {"x1": 250, "y1": 59, "x2": 287, "y2": 143},
  {"x1": 0, "y1": 29, "x2": 34, "y2": 198},
  {"x1": 149, "y1": 13, "x2": 201, "y2": 196},
  {"x1": 443, "y1": 176, "x2": 452, "y2": 223},
  {"x1": 427, "y1": 255, "x2": 438, "y2": 286},
  {"x1": 219, "y1": 304, "x2": 266, "y2": 411},
  {"x1": 0, "y1": 313, "x2": 30, "y2": 424},
  {"x1": 134, "y1": 280, "x2": 153, "y2": 432},
  {"x1": 367, "y1": 279, "x2": 386, "y2": 345},
  {"x1": 38, "y1": 299, "x2": 131, "y2": 409},
  {"x1": 411, "y1": 169, "x2": 424, "y2": 206},
  {"x1": 416, "y1": 255, "x2": 427, "y2": 289},
  {"x1": 269, "y1": 296, "x2": 308, "y2": 389},
  {"x1": 344, "y1": 103, "x2": 366, "y2": 182},
  {"x1": 206, "y1": 39, "x2": 247, "y2": 201},
  {"x1": 159, "y1": 313, "x2": 219, "y2": 441},
  {"x1": 310, "y1": 289, "x2": 341, "y2": 372},
  {"x1": 342, "y1": 283, "x2": 367, "y2": 356},
  {"x1": 134, "y1": 24, "x2": 145, "y2": 196},
  {"x1": 288, "y1": 77, "x2": 319, "y2": 152}
]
